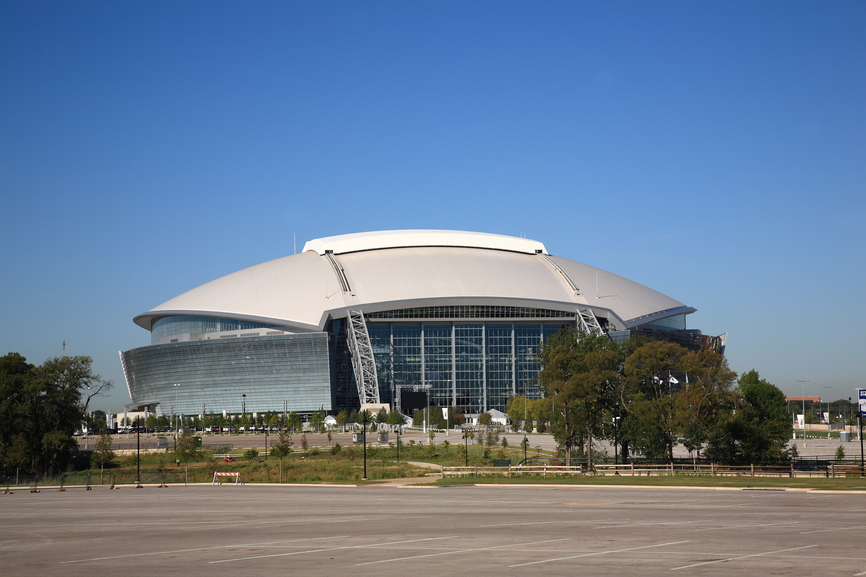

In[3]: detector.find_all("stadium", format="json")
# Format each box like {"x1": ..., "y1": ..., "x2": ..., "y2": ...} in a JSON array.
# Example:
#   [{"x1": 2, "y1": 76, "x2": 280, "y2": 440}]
[{"x1": 120, "y1": 230, "x2": 724, "y2": 420}]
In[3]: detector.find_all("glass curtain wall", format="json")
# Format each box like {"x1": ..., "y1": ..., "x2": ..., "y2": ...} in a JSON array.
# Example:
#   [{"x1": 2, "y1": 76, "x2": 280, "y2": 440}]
[{"x1": 366, "y1": 321, "x2": 573, "y2": 414}]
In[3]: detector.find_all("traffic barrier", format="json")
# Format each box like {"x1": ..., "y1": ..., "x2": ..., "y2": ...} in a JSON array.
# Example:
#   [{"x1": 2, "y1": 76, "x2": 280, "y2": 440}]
[{"x1": 212, "y1": 472, "x2": 242, "y2": 485}]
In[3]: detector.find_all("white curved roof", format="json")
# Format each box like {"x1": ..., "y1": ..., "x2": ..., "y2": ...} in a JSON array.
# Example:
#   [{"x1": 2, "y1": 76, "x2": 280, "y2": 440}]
[
  {"x1": 134, "y1": 230, "x2": 693, "y2": 332},
  {"x1": 302, "y1": 229, "x2": 547, "y2": 256}
]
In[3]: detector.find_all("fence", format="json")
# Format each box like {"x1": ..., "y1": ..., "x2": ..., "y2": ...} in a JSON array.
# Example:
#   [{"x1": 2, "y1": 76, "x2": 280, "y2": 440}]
[
  {"x1": 1, "y1": 469, "x2": 218, "y2": 490},
  {"x1": 442, "y1": 462, "x2": 866, "y2": 479}
]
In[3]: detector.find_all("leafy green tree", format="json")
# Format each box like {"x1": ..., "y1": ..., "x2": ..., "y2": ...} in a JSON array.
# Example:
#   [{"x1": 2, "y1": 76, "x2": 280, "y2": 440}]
[
  {"x1": 376, "y1": 407, "x2": 388, "y2": 425},
  {"x1": 336, "y1": 409, "x2": 349, "y2": 431},
  {"x1": 622, "y1": 341, "x2": 686, "y2": 461},
  {"x1": 386, "y1": 409, "x2": 406, "y2": 426},
  {"x1": 538, "y1": 330, "x2": 622, "y2": 467},
  {"x1": 505, "y1": 396, "x2": 528, "y2": 432},
  {"x1": 310, "y1": 407, "x2": 326, "y2": 433},
  {"x1": 706, "y1": 370, "x2": 793, "y2": 465},
  {"x1": 0, "y1": 353, "x2": 112, "y2": 475},
  {"x1": 674, "y1": 350, "x2": 737, "y2": 458},
  {"x1": 92, "y1": 431, "x2": 115, "y2": 472},
  {"x1": 286, "y1": 411, "x2": 301, "y2": 433},
  {"x1": 175, "y1": 429, "x2": 200, "y2": 463}
]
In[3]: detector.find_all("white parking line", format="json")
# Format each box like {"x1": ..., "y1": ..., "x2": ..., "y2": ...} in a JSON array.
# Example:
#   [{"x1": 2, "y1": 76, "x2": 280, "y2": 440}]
[
  {"x1": 596, "y1": 521, "x2": 711, "y2": 529},
  {"x1": 211, "y1": 536, "x2": 459, "y2": 564},
  {"x1": 61, "y1": 535, "x2": 350, "y2": 564},
  {"x1": 695, "y1": 521, "x2": 800, "y2": 531},
  {"x1": 357, "y1": 538, "x2": 571, "y2": 566},
  {"x1": 801, "y1": 525, "x2": 866, "y2": 534},
  {"x1": 509, "y1": 540, "x2": 691, "y2": 567},
  {"x1": 670, "y1": 544, "x2": 818, "y2": 570},
  {"x1": 481, "y1": 519, "x2": 612, "y2": 528}
]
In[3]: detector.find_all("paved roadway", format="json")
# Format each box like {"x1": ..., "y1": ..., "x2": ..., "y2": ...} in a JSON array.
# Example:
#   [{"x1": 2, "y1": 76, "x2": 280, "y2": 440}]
[{"x1": 3, "y1": 482, "x2": 865, "y2": 576}]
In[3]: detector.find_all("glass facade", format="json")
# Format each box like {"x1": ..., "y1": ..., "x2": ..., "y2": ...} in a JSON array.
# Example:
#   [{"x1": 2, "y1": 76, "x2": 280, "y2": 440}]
[
  {"x1": 151, "y1": 315, "x2": 284, "y2": 345},
  {"x1": 121, "y1": 333, "x2": 332, "y2": 417},
  {"x1": 365, "y1": 320, "x2": 573, "y2": 414}
]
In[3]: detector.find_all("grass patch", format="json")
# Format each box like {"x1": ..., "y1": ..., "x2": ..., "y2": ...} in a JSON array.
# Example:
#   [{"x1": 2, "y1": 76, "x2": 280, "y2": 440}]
[{"x1": 432, "y1": 474, "x2": 866, "y2": 491}]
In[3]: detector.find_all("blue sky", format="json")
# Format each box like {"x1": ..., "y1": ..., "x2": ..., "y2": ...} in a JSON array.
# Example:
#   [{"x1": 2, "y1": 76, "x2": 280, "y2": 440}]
[{"x1": 2, "y1": 1, "x2": 864, "y2": 413}]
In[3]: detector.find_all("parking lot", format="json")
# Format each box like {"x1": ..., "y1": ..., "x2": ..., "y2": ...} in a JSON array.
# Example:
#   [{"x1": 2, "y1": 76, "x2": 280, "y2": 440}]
[{"x1": 2, "y1": 482, "x2": 865, "y2": 576}]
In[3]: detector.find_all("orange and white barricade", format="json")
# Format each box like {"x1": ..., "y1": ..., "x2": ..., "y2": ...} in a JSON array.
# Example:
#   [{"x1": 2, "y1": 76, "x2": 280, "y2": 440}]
[{"x1": 212, "y1": 472, "x2": 242, "y2": 485}]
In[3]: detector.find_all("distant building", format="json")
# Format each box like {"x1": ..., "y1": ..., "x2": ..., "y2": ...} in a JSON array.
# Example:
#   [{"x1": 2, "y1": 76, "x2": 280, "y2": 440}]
[{"x1": 120, "y1": 230, "x2": 724, "y2": 418}]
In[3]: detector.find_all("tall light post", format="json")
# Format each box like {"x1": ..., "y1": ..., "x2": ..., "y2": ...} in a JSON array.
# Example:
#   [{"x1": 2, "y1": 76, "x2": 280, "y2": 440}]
[
  {"x1": 523, "y1": 392, "x2": 528, "y2": 464},
  {"x1": 824, "y1": 387, "x2": 833, "y2": 438},
  {"x1": 798, "y1": 380, "x2": 809, "y2": 444},
  {"x1": 463, "y1": 429, "x2": 471, "y2": 466},
  {"x1": 173, "y1": 383, "x2": 181, "y2": 441},
  {"x1": 361, "y1": 411, "x2": 368, "y2": 480}
]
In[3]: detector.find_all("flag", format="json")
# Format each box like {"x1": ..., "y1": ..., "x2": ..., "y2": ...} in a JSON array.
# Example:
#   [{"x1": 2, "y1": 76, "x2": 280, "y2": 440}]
[{"x1": 669, "y1": 376, "x2": 679, "y2": 385}]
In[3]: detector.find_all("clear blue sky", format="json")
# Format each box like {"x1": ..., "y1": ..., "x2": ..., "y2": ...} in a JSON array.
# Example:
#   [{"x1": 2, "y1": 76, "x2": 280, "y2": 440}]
[{"x1": 2, "y1": 1, "x2": 864, "y2": 413}]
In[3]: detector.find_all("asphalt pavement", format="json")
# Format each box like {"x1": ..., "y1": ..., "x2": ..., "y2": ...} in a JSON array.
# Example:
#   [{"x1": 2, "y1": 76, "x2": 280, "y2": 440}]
[{"x1": 3, "y1": 482, "x2": 865, "y2": 576}]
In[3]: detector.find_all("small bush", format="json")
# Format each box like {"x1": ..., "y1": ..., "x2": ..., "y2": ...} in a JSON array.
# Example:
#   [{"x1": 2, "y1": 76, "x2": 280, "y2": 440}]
[
  {"x1": 331, "y1": 443, "x2": 342, "y2": 455},
  {"x1": 244, "y1": 448, "x2": 259, "y2": 461}
]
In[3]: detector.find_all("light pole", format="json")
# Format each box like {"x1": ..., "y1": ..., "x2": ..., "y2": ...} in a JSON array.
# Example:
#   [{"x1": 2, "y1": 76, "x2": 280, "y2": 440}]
[
  {"x1": 522, "y1": 393, "x2": 528, "y2": 464},
  {"x1": 361, "y1": 411, "x2": 368, "y2": 480},
  {"x1": 173, "y1": 383, "x2": 181, "y2": 443},
  {"x1": 798, "y1": 380, "x2": 809, "y2": 445},
  {"x1": 463, "y1": 429, "x2": 471, "y2": 466}
]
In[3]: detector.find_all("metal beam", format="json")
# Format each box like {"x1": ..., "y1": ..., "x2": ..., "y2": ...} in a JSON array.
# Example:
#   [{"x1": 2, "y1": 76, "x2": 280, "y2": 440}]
[{"x1": 346, "y1": 310, "x2": 380, "y2": 405}]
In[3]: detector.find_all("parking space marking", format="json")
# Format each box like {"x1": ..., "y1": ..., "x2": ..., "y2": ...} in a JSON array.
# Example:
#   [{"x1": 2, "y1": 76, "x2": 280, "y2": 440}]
[
  {"x1": 694, "y1": 521, "x2": 800, "y2": 531},
  {"x1": 509, "y1": 540, "x2": 691, "y2": 567},
  {"x1": 481, "y1": 519, "x2": 614, "y2": 528},
  {"x1": 61, "y1": 535, "x2": 350, "y2": 564},
  {"x1": 596, "y1": 521, "x2": 712, "y2": 529},
  {"x1": 356, "y1": 538, "x2": 571, "y2": 566},
  {"x1": 801, "y1": 525, "x2": 866, "y2": 534},
  {"x1": 670, "y1": 544, "x2": 818, "y2": 570},
  {"x1": 210, "y1": 536, "x2": 459, "y2": 564}
]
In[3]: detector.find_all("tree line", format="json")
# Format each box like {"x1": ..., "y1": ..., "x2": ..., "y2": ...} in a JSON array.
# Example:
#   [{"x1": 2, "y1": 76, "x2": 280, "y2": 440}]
[{"x1": 507, "y1": 329, "x2": 793, "y2": 467}]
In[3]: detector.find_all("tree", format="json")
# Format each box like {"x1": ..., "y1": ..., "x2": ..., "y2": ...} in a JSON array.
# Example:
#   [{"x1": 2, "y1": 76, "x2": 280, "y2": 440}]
[
  {"x1": 622, "y1": 341, "x2": 686, "y2": 461},
  {"x1": 286, "y1": 411, "x2": 301, "y2": 433},
  {"x1": 674, "y1": 350, "x2": 737, "y2": 458},
  {"x1": 538, "y1": 329, "x2": 622, "y2": 467},
  {"x1": 376, "y1": 407, "x2": 388, "y2": 425},
  {"x1": 335, "y1": 410, "x2": 349, "y2": 431},
  {"x1": 505, "y1": 396, "x2": 528, "y2": 432},
  {"x1": 92, "y1": 431, "x2": 115, "y2": 473},
  {"x1": 706, "y1": 370, "x2": 793, "y2": 465},
  {"x1": 310, "y1": 407, "x2": 326, "y2": 433},
  {"x1": 386, "y1": 409, "x2": 406, "y2": 426},
  {"x1": 175, "y1": 429, "x2": 200, "y2": 463},
  {"x1": 0, "y1": 353, "x2": 112, "y2": 475}
]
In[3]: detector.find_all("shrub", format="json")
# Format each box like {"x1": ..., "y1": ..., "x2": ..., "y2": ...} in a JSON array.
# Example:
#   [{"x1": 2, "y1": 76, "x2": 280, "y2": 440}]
[
  {"x1": 331, "y1": 443, "x2": 342, "y2": 455},
  {"x1": 244, "y1": 448, "x2": 259, "y2": 461}
]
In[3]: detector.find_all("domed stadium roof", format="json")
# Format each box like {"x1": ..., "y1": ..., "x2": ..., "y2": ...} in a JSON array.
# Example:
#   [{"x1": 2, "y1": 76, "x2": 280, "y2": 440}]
[{"x1": 133, "y1": 230, "x2": 694, "y2": 333}]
